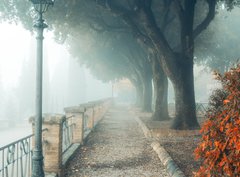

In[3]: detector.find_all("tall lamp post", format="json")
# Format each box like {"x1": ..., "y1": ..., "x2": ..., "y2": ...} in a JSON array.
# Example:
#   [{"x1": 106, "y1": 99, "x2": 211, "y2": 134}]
[{"x1": 29, "y1": 0, "x2": 54, "y2": 176}]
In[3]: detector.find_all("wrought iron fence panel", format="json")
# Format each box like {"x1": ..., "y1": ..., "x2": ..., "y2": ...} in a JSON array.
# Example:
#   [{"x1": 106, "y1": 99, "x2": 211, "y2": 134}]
[
  {"x1": 196, "y1": 102, "x2": 208, "y2": 116},
  {"x1": 62, "y1": 117, "x2": 75, "y2": 154},
  {"x1": 0, "y1": 134, "x2": 33, "y2": 177}
]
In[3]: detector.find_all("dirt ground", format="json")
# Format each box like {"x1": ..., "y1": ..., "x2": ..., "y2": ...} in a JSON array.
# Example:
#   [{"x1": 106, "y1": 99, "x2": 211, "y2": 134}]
[{"x1": 137, "y1": 111, "x2": 205, "y2": 177}]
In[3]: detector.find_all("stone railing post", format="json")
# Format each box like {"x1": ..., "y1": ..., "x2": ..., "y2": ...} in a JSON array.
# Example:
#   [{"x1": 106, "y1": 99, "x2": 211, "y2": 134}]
[
  {"x1": 93, "y1": 104, "x2": 100, "y2": 125},
  {"x1": 100, "y1": 102, "x2": 106, "y2": 118},
  {"x1": 29, "y1": 114, "x2": 65, "y2": 176},
  {"x1": 86, "y1": 102, "x2": 99, "y2": 128},
  {"x1": 64, "y1": 106, "x2": 85, "y2": 144},
  {"x1": 85, "y1": 105, "x2": 94, "y2": 129},
  {"x1": 78, "y1": 103, "x2": 94, "y2": 129}
]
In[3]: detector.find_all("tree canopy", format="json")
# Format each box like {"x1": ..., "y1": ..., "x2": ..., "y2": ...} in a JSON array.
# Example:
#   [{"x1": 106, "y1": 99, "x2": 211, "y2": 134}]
[
  {"x1": 195, "y1": 7, "x2": 240, "y2": 72},
  {"x1": 1, "y1": 0, "x2": 239, "y2": 129}
]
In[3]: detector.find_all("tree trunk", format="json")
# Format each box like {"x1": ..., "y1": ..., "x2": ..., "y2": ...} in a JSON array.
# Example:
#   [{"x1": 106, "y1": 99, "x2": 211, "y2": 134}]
[
  {"x1": 171, "y1": 58, "x2": 199, "y2": 129},
  {"x1": 135, "y1": 84, "x2": 143, "y2": 107},
  {"x1": 151, "y1": 57, "x2": 169, "y2": 120},
  {"x1": 129, "y1": 77, "x2": 144, "y2": 108},
  {"x1": 142, "y1": 72, "x2": 152, "y2": 112},
  {"x1": 170, "y1": 1, "x2": 199, "y2": 129},
  {"x1": 138, "y1": 6, "x2": 199, "y2": 129}
]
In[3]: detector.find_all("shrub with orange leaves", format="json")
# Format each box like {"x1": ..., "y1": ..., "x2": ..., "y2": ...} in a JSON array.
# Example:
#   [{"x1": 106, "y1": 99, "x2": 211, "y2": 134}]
[
  {"x1": 194, "y1": 64, "x2": 240, "y2": 177},
  {"x1": 207, "y1": 88, "x2": 227, "y2": 112}
]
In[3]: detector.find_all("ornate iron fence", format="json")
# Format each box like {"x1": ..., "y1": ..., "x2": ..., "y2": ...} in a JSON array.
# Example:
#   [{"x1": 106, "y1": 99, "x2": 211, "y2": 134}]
[
  {"x1": 196, "y1": 102, "x2": 208, "y2": 116},
  {"x1": 0, "y1": 128, "x2": 48, "y2": 177},
  {"x1": 62, "y1": 116, "x2": 75, "y2": 154},
  {"x1": 0, "y1": 134, "x2": 33, "y2": 177}
]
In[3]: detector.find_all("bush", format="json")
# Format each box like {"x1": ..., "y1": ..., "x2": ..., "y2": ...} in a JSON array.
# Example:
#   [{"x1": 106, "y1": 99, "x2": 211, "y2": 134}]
[
  {"x1": 194, "y1": 64, "x2": 240, "y2": 177},
  {"x1": 207, "y1": 88, "x2": 227, "y2": 112}
]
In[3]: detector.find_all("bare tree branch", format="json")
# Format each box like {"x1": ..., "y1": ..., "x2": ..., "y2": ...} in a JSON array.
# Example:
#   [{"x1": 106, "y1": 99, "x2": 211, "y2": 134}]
[
  {"x1": 173, "y1": 0, "x2": 185, "y2": 24},
  {"x1": 193, "y1": 0, "x2": 216, "y2": 39},
  {"x1": 161, "y1": 0, "x2": 175, "y2": 32},
  {"x1": 87, "y1": 16, "x2": 128, "y2": 33}
]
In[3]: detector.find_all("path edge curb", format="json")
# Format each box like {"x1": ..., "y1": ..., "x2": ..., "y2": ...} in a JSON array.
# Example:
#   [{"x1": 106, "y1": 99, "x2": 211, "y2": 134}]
[
  {"x1": 133, "y1": 115, "x2": 186, "y2": 177},
  {"x1": 133, "y1": 115, "x2": 152, "y2": 138},
  {"x1": 151, "y1": 141, "x2": 186, "y2": 177}
]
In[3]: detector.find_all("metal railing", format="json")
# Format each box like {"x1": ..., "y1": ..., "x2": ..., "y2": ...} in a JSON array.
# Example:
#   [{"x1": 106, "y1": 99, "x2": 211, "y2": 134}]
[
  {"x1": 0, "y1": 128, "x2": 48, "y2": 177},
  {"x1": 62, "y1": 116, "x2": 75, "y2": 154},
  {"x1": 196, "y1": 102, "x2": 208, "y2": 116},
  {"x1": 0, "y1": 134, "x2": 33, "y2": 177}
]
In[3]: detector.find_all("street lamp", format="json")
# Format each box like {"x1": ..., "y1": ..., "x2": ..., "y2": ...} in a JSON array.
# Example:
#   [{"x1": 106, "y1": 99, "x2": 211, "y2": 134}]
[{"x1": 29, "y1": 0, "x2": 54, "y2": 177}]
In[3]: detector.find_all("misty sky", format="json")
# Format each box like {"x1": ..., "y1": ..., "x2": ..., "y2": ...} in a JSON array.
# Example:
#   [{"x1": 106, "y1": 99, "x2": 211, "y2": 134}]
[
  {"x1": 0, "y1": 23, "x2": 30, "y2": 87},
  {"x1": 0, "y1": 22, "x2": 112, "y2": 94},
  {"x1": 0, "y1": 22, "x2": 112, "y2": 121},
  {"x1": 0, "y1": 23, "x2": 60, "y2": 88}
]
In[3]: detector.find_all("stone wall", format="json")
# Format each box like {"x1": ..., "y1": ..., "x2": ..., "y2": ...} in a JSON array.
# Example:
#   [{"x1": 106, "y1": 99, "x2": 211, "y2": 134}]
[{"x1": 30, "y1": 98, "x2": 112, "y2": 176}]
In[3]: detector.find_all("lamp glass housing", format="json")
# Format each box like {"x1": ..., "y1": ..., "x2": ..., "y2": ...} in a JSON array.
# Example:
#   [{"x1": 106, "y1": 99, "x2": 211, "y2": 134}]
[{"x1": 30, "y1": 0, "x2": 54, "y2": 13}]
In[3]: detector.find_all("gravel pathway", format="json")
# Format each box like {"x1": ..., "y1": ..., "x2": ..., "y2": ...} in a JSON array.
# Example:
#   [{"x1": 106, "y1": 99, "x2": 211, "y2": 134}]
[{"x1": 64, "y1": 106, "x2": 169, "y2": 177}]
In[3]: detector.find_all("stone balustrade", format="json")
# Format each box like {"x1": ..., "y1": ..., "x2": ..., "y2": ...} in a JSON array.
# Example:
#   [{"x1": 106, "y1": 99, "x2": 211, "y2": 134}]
[
  {"x1": 29, "y1": 98, "x2": 112, "y2": 177},
  {"x1": 64, "y1": 106, "x2": 85, "y2": 144}
]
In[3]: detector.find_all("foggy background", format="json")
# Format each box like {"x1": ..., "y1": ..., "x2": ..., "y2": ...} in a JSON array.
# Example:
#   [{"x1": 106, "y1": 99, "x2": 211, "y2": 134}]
[
  {"x1": 0, "y1": 23, "x2": 112, "y2": 145},
  {"x1": 1, "y1": 5, "x2": 239, "y2": 146}
]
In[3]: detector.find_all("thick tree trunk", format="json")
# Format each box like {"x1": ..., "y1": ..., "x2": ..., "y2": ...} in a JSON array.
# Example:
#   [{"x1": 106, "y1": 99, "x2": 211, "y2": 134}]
[
  {"x1": 138, "y1": 6, "x2": 199, "y2": 129},
  {"x1": 142, "y1": 73, "x2": 152, "y2": 112},
  {"x1": 130, "y1": 77, "x2": 144, "y2": 108},
  {"x1": 170, "y1": 1, "x2": 199, "y2": 129},
  {"x1": 171, "y1": 58, "x2": 199, "y2": 129},
  {"x1": 135, "y1": 84, "x2": 143, "y2": 107},
  {"x1": 151, "y1": 58, "x2": 169, "y2": 120}
]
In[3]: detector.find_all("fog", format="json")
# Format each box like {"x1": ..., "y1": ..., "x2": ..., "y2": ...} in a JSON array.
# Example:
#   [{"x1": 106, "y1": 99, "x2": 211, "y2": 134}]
[
  {"x1": 167, "y1": 65, "x2": 221, "y2": 104},
  {"x1": 0, "y1": 23, "x2": 111, "y2": 132},
  {"x1": 0, "y1": 4, "x2": 239, "y2": 143},
  {"x1": 0, "y1": 22, "x2": 222, "y2": 129}
]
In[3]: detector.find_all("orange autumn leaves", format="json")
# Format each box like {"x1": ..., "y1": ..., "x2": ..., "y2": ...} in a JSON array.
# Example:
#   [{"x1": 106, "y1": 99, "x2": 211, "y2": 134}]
[{"x1": 194, "y1": 64, "x2": 240, "y2": 177}]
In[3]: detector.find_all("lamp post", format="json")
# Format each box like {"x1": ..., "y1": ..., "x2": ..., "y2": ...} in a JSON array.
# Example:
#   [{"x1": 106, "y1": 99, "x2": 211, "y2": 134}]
[{"x1": 29, "y1": 0, "x2": 54, "y2": 176}]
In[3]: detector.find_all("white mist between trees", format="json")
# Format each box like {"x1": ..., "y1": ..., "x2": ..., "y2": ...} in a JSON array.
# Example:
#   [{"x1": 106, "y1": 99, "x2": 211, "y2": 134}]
[{"x1": 0, "y1": 23, "x2": 111, "y2": 124}]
